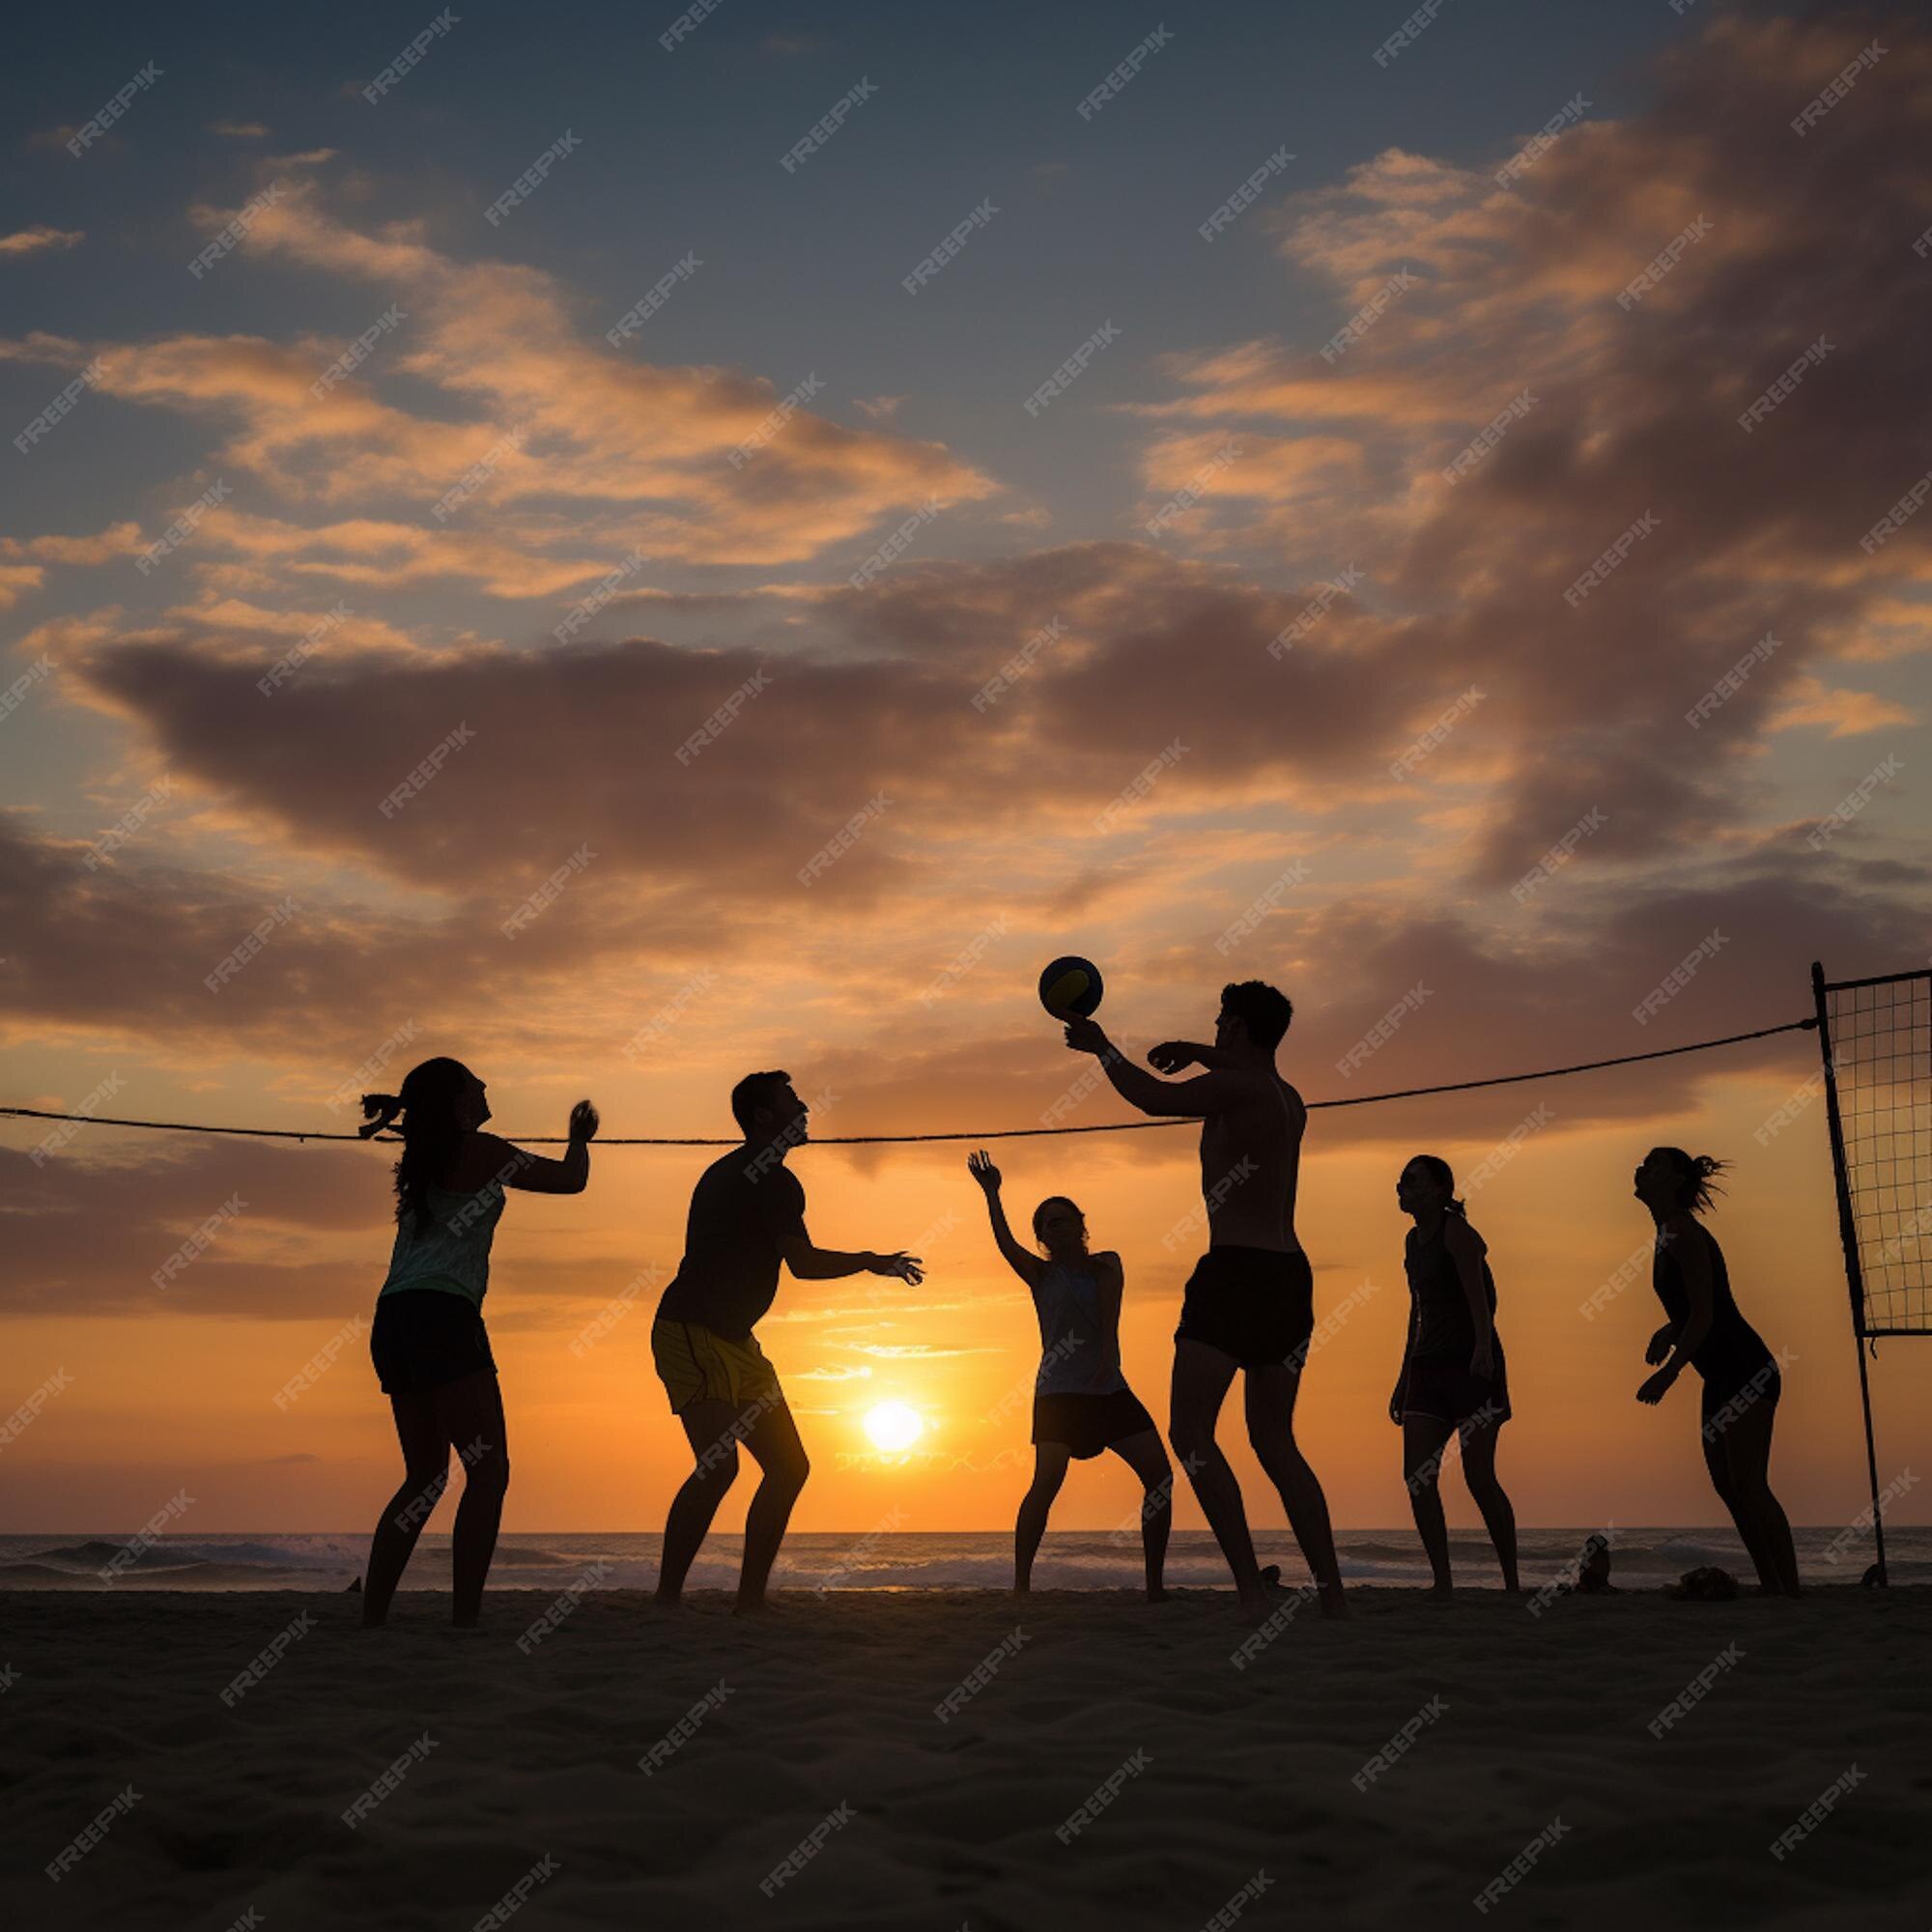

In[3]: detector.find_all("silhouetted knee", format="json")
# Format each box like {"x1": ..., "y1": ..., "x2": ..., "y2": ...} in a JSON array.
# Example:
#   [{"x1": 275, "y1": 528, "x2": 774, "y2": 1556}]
[
  {"x1": 393, "y1": 1464, "x2": 448, "y2": 1512},
  {"x1": 762, "y1": 1451, "x2": 810, "y2": 1498},
  {"x1": 1168, "y1": 1422, "x2": 1211, "y2": 1464},
  {"x1": 1256, "y1": 1428, "x2": 1310, "y2": 1478},
  {"x1": 466, "y1": 1451, "x2": 510, "y2": 1501},
  {"x1": 688, "y1": 1444, "x2": 741, "y2": 1491}
]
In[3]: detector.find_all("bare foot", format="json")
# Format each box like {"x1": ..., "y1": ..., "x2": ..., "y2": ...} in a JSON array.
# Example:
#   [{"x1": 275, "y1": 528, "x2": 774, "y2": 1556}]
[
  {"x1": 1319, "y1": 1582, "x2": 1350, "y2": 1620},
  {"x1": 1145, "y1": 1586, "x2": 1171, "y2": 1604},
  {"x1": 732, "y1": 1595, "x2": 777, "y2": 1617},
  {"x1": 1425, "y1": 1581, "x2": 1454, "y2": 1600}
]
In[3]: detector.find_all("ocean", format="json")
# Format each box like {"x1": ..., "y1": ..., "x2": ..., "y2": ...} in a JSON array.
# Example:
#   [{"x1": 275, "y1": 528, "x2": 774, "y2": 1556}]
[{"x1": 2, "y1": 1525, "x2": 1923, "y2": 1592}]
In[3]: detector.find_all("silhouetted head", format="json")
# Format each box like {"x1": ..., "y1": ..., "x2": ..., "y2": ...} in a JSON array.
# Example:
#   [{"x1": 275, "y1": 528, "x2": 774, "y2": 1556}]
[
  {"x1": 1215, "y1": 980, "x2": 1293, "y2": 1056},
  {"x1": 360, "y1": 1056, "x2": 488, "y2": 1232},
  {"x1": 1634, "y1": 1146, "x2": 1728, "y2": 1217},
  {"x1": 733, "y1": 1068, "x2": 808, "y2": 1149},
  {"x1": 1397, "y1": 1153, "x2": 1466, "y2": 1219},
  {"x1": 1032, "y1": 1194, "x2": 1090, "y2": 1262}
]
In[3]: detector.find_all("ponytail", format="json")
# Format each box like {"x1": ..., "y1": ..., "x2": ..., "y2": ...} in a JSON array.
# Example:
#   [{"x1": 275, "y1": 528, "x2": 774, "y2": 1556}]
[{"x1": 1655, "y1": 1147, "x2": 1729, "y2": 1216}]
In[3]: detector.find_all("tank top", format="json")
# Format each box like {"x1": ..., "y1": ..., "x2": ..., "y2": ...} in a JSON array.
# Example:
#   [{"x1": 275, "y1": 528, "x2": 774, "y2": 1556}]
[
  {"x1": 1033, "y1": 1259, "x2": 1126, "y2": 1396},
  {"x1": 378, "y1": 1179, "x2": 506, "y2": 1308},
  {"x1": 1650, "y1": 1222, "x2": 1770, "y2": 1384},
  {"x1": 1401, "y1": 1221, "x2": 1499, "y2": 1365}
]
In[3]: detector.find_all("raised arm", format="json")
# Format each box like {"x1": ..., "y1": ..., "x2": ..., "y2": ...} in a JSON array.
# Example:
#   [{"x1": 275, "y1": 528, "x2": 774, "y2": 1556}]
[
  {"x1": 1056, "y1": 1011, "x2": 1246, "y2": 1119},
  {"x1": 468, "y1": 1100, "x2": 598, "y2": 1195},
  {"x1": 966, "y1": 1150, "x2": 1043, "y2": 1289}
]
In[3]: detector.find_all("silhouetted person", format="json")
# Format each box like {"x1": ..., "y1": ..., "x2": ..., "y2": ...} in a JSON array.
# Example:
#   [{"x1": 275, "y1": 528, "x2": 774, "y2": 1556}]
[
  {"x1": 650, "y1": 1070, "x2": 922, "y2": 1612},
  {"x1": 1055, "y1": 980, "x2": 1346, "y2": 1619},
  {"x1": 967, "y1": 1151, "x2": 1173, "y2": 1600},
  {"x1": 1391, "y1": 1154, "x2": 1519, "y2": 1593},
  {"x1": 357, "y1": 1058, "x2": 597, "y2": 1629},
  {"x1": 1574, "y1": 1534, "x2": 1614, "y2": 1594},
  {"x1": 1634, "y1": 1147, "x2": 1800, "y2": 1598}
]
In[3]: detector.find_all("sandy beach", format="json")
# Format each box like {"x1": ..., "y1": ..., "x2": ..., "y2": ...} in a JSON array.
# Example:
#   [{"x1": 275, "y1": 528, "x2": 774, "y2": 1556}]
[{"x1": 3, "y1": 1584, "x2": 1928, "y2": 1930}]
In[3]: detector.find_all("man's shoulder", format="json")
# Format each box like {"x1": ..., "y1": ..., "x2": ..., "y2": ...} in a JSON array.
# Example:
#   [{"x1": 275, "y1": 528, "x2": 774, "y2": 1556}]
[{"x1": 1256, "y1": 1068, "x2": 1306, "y2": 1115}]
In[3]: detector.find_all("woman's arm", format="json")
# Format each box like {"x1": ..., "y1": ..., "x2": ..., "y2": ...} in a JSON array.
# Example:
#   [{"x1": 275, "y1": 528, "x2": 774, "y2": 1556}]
[
  {"x1": 1090, "y1": 1252, "x2": 1122, "y2": 1389},
  {"x1": 1638, "y1": 1217, "x2": 1711, "y2": 1402},
  {"x1": 469, "y1": 1100, "x2": 598, "y2": 1196},
  {"x1": 1445, "y1": 1217, "x2": 1496, "y2": 1374},
  {"x1": 982, "y1": 1189, "x2": 1043, "y2": 1289},
  {"x1": 966, "y1": 1151, "x2": 1043, "y2": 1289}
]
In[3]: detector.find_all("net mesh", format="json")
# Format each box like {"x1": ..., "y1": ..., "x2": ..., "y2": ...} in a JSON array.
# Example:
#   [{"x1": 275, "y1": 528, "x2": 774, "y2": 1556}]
[{"x1": 1825, "y1": 971, "x2": 1932, "y2": 1335}]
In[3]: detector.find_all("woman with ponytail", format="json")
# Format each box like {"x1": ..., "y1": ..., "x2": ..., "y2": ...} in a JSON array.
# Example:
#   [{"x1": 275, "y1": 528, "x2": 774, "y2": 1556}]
[
  {"x1": 1390, "y1": 1154, "x2": 1518, "y2": 1593},
  {"x1": 1634, "y1": 1148, "x2": 1799, "y2": 1596},
  {"x1": 357, "y1": 1057, "x2": 599, "y2": 1628}
]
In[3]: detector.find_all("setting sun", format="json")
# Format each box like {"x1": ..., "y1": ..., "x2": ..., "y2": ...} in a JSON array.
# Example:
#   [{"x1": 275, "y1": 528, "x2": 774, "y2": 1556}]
[{"x1": 863, "y1": 1403, "x2": 926, "y2": 1453}]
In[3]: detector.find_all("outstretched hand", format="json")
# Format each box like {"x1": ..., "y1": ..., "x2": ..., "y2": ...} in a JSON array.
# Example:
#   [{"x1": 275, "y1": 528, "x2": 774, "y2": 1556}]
[
  {"x1": 967, "y1": 1149, "x2": 1002, "y2": 1194},
  {"x1": 871, "y1": 1250, "x2": 924, "y2": 1285},
  {"x1": 569, "y1": 1099, "x2": 601, "y2": 1142}
]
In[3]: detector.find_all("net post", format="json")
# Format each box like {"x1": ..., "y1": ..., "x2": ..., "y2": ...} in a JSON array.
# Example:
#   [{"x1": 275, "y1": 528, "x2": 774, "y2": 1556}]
[{"x1": 1810, "y1": 959, "x2": 1887, "y2": 1585}]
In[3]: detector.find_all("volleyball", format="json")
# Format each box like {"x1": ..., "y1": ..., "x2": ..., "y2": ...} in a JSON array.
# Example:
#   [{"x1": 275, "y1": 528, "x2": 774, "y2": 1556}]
[{"x1": 1037, "y1": 955, "x2": 1104, "y2": 1018}]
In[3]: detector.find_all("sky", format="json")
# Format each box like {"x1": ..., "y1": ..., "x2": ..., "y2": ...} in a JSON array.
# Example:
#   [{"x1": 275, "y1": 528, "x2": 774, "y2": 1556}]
[{"x1": 2, "y1": 0, "x2": 1928, "y2": 1543}]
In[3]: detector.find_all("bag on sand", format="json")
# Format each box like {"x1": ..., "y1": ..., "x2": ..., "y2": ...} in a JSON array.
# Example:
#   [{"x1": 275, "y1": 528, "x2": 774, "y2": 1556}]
[{"x1": 1668, "y1": 1565, "x2": 1738, "y2": 1601}]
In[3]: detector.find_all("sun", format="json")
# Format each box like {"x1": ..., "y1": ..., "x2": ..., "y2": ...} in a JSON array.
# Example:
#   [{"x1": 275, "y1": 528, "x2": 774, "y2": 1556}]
[{"x1": 863, "y1": 1402, "x2": 925, "y2": 1452}]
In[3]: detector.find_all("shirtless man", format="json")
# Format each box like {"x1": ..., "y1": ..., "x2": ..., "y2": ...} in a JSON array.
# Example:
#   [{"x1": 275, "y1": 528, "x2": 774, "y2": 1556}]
[
  {"x1": 1055, "y1": 980, "x2": 1346, "y2": 1618},
  {"x1": 650, "y1": 1070, "x2": 923, "y2": 1611}
]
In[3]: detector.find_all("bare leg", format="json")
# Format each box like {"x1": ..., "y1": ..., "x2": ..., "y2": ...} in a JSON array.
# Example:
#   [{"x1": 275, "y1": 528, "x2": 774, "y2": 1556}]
[
  {"x1": 1458, "y1": 1414, "x2": 1520, "y2": 1592},
  {"x1": 1715, "y1": 1400, "x2": 1800, "y2": 1597},
  {"x1": 735, "y1": 1399, "x2": 810, "y2": 1611},
  {"x1": 360, "y1": 1392, "x2": 450, "y2": 1628},
  {"x1": 1109, "y1": 1429, "x2": 1174, "y2": 1600},
  {"x1": 1246, "y1": 1363, "x2": 1347, "y2": 1615},
  {"x1": 1699, "y1": 1413, "x2": 1773, "y2": 1590},
  {"x1": 1169, "y1": 1340, "x2": 1268, "y2": 1612},
  {"x1": 437, "y1": 1372, "x2": 509, "y2": 1626},
  {"x1": 1015, "y1": 1443, "x2": 1071, "y2": 1593},
  {"x1": 1401, "y1": 1412, "x2": 1457, "y2": 1594},
  {"x1": 656, "y1": 1397, "x2": 744, "y2": 1605}
]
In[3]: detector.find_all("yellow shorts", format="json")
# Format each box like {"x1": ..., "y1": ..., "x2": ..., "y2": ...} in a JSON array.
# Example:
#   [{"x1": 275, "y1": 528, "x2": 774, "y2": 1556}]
[{"x1": 651, "y1": 1317, "x2": 783, "y2": 1415}]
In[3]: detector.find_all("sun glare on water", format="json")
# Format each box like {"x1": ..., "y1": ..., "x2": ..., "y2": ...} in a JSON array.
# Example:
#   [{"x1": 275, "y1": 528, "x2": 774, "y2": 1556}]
[{"x1": 863, "y1": 1402, "x2": 925, "y2": 1452}]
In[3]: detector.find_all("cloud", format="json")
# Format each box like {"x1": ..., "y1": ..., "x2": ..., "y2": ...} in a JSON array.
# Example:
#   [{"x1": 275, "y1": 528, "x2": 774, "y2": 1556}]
[
  {"x1": 1129, "y1": 11, "x2": 1932, "y2": 889},
  {"x1": 46, "y1": 180, "x2": 999, "y2": 575},
  {"x1": 0, "y1": 226, "x2": 84, "y2": 258}
]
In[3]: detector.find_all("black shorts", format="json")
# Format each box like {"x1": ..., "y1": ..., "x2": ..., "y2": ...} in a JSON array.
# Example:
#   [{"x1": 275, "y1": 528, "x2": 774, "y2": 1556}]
[
  {"x1": 371, "y1": 1289, "x2": 497, "y2": 1397},
  {"x1": 1395, "y1": 1356, "x2": 1512, "y2": 1428},
  {"x1": 1032, "y1": 1387, "x2": 1158, "y2": 1460},
  {"x1": 1175, "y1": 1246, "x2": 1315, "y2": 1370}
]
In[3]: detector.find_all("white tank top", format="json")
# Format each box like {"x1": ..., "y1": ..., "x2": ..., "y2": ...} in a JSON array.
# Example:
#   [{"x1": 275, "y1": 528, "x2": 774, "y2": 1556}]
[{"x1": 378, "y1": 1180, "x2": 506, "y2": 1308}]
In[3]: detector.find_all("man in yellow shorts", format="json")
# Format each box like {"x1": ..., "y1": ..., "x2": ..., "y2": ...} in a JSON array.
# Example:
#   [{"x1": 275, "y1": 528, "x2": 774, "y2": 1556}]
[{"x1": 651, "y1": 1069, "x2": 923, "y2": 1610}]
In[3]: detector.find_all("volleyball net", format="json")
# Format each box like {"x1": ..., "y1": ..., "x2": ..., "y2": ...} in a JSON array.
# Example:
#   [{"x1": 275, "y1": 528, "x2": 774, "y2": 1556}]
[{"x1": 1813, "y1": 964, "x2": 1932, "y2": 1339}]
